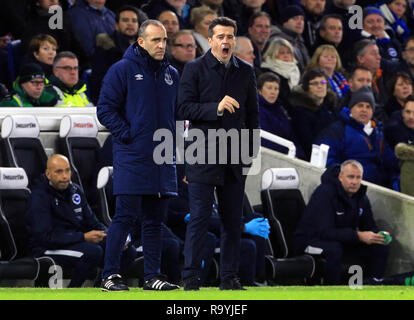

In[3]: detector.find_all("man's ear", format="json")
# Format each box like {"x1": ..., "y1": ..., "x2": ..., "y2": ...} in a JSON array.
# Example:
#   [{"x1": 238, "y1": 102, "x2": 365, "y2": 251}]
[
  {"x1": 45, "y1": 169, "x2": 51, "y2": 180},
  {"x1": 137, "y1": 37, "x2": 144, "y2": 47}
]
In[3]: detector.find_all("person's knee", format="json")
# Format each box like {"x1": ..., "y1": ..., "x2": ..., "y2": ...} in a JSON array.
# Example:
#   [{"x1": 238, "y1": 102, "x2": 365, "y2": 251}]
[
  {"x1": 240, "y1": 239, "x2": 257, "y2": 260},
  {"x1": 323, "y1": 241, "x2": 343, "y2": 261},
  {"x1": 82, "y1": 243, "x2": 104, "y2": 266}
]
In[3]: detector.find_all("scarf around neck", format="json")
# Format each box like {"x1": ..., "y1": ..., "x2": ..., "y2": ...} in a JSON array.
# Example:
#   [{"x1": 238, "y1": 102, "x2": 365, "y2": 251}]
[{"x1": 261, "y1": 57, "x2": 300, "y2": 89}]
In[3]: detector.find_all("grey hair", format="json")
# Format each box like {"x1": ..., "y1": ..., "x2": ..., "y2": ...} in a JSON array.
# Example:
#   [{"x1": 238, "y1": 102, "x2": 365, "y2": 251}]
[
  {"x1": 138, "y1": 19, "x2": 165, "y2": 38},
  {"x1": 53, "y1": 51, "x2": 78, "y2": 67},
  {"x1": 340, "y1": 160, "x2": 364, "y2": 174},
  {"x1": 234, "y1": 36, "x2": 252, "y2": 54}
]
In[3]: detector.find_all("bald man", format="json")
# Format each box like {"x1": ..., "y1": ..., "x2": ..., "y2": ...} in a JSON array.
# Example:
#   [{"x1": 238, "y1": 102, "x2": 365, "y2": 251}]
[{"x1": 25, "y1": 154, "x2": 137, "y2": 288}]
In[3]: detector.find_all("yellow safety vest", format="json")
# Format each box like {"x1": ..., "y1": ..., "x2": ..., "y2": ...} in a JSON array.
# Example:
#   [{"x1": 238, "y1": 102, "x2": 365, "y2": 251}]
[{"x1": 53, "y1": 84, "x2": 93, "y2": 107}]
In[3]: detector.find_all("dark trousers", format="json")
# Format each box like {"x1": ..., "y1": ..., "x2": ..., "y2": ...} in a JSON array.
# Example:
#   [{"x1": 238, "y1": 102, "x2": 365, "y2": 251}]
[
  {"x1": 46, "y1": 241, "x2": 136, "y2": 287},
  {"x1": 183, "y1": 176, "x2": 246, "y2": 282},
  {"x1": 103, "y1": 194, "x2": 168, "y2": 281},
  {"x1": 305, "y1": 239, "x2": 389, "y2": 285}
]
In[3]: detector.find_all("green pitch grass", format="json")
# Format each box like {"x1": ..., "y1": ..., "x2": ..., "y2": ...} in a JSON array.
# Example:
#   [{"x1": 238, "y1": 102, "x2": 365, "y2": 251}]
[{"x1": 1, "y1": 286, "x2": 414, "y2": 300}]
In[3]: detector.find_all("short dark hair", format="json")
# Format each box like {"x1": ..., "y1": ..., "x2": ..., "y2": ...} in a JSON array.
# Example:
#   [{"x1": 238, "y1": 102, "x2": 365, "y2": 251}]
[
  {"x1": 248, "y1": 11, "x2": 271, "y2": 28},
  {"x1": 404, "y1": 35, "x2": 414, "y2": 50},
  {"x1": 350, "y1": 65, "x2": 371, "y2": 78},
  {"x1": 302, "y1": 68, "x2": 327, "y2": 91},
  {"x1": 387, "y1": 71, "x2": 413, "y2": 95},
  {"x1": 257, "y1": 72, "x2": 280, "y2": 90},
  {"x1": 318, "y1": 14, "x2": 342, "y2": 31},
  {"x1": 208, "y1": 17, "x2": 237, "y2": 38},
  {"x1": 404, "y1": 94, "x2": 414, "y2": 108},
  {"x1": 115, "y1": 5, "x2": 140, "y2": 23},
  {"x1": 353, "y1": 39, "x2": 377, "y2": 60}
]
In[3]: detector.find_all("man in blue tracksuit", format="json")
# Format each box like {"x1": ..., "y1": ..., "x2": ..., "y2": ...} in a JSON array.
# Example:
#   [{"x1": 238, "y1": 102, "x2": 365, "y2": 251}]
[
  {"x1": 26, "y1": 154, "x2": 137, "y2": 287},
  {"x1": 294, "y1": 160, "x2": 390, "y2": 285},
  {"x1": 97, "y1": 19, "x2": 180, "y2": 291}
]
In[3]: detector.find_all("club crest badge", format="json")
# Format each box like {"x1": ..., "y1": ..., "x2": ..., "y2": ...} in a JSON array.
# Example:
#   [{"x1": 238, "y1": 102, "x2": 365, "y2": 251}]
[
  {"x1": 72, "y1": 193, "x2": 81, "y2": 205},
  {"x1": 165, "y1": 72, "x2": 173, "y2": 85}
]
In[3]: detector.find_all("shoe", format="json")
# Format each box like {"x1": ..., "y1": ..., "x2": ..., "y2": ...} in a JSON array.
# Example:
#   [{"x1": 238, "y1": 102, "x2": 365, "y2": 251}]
[
  {"x1": 183, "y1": 276, "x2": 200, "y2": 291},
  {"x1": 101, "y1": 274, "x2": 129, "y2": 292},
  {"x1": 143, "y1": 276, "x2": 180, "y2": 291},
  {"x1": 220, "y1": 277, "x2": 246, "y2": 290}
]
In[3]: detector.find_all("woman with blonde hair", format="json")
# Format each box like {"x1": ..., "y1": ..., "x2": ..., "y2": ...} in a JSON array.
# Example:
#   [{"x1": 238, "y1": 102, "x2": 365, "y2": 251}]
[
  {"x1": 190, "y1": 6, "x2": 217, "y2": 57},
  {"x1": 260, "y1": 37, "x2": 301, "y2": 107},
  {"x1": 307, "y1": 44, "x2": 349, "y2": 100}
]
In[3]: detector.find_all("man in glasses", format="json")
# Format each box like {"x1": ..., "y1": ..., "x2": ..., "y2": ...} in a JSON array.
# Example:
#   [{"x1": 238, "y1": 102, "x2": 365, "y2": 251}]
[
  {"x1": 0, "y1": 63, "x2": 57, "y2": 107},
  {"x1": 50, "y1": 51, "x2": 93, "y2": 107},
  {"x1": 168, "y1": 30, "x2": 197, "y2": 76}
]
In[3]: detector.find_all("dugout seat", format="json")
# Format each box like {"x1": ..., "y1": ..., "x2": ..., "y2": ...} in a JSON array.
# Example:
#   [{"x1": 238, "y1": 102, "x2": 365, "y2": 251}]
[
  {"x1": 0, "y1": 115, "x2": 47, "y2": 188},
  {"x1": 260, "y1": 168, "x2": 320, "y2": 285},
  {"x1": 0, "y1": 167, "x2": 56, "y2": 286},
  {"x1": 59, "y1": 115, "x2": 101, "y2": 211},
  {"x1": 96, "y1": 166, "x2": 114, "y2": 226}
]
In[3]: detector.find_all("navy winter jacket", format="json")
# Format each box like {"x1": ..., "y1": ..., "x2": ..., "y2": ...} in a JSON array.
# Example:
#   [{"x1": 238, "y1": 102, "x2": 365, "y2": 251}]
[
  {"x1": 26, "y1": 175, "x2": 106, "y2": 257},
  {"x1": 68, "y1": 0, "x2": 116, "y2": 57},
  {"x1": 316, "y1": 108, "x2": 399, "y2": 187},
  {"x1": 384, "y1": 112, "x2": 414, "y2": 150},
  {"x1": 294, "y1": 165, "x2": 379, "y2": 250},
  {"x1": 97, "y1": 43, "x2": 179, "y2": 196}
]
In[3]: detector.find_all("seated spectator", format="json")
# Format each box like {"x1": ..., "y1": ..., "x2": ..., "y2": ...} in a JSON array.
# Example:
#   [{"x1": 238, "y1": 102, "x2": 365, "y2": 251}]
[
  {"x1": 315, "y1": 86, "x2": 399, "y2": 187},
  {"x1": 271, "y1": 5, "x2": 310, "y2": 73},
  {"x1": 68, "y1": 0, "x2": 116, "y2": 59},
  {"x1": 49, "y1": 51, "x2": 93, "y2": 107},
  {"x1": 301, "y1": 0, "x2": 326, "y2": 50},
  {"x1": 257, "y1": 72, "x2": 305, "y2": 159},
  {"x1": 21, "y1": 0, "x2": 87, "y2": 68},
  {"x1": 234, "y1": 36, "x2": 256, "y2": 67},
  {"x1": 24, "y1": 34, "x2": 58, "y2": 79},
  {"x1": 385, "y1": 71, "x2": 413, "y2": 119},
  {"x1": 339, "y1": 65, "x2": 373, "y2": 110},
  {"x1": 0, "y1": 63, "x2": 57, "y2": 107},
  {"x1": 289, "y1": 68, "x2": 339, "y2": 159},
  {"x1": 395, "y1": 142, "x2": 414, "y2": 196},
  {"x1": 91, "y1": 5, "x2": 141, "y2": 104},
  {"x1": 235, "y1": 0, "x2": 268, "y2": 36},
  {"x1": 358, "y1": 6, "x2": 403, "y2": 65},
  {"x1": 401, "y1": 36, "x2": 414, "y2": 82},
  {"x1": 376, "y1": 0, "x2": 411, "y2": 44},
  {"x1": 384, "y1": 94, "x2": 414, "y2": 150},
  {"x1": 246, "y1": 11, "x2": 272, "y2": 70},
  {"x1": 190, "y1": 6, "x2": 217, "y2": 56},
  {"x1": 142, "y1": 0, "x2": 190, "y2": 29},
  {"x1": 294, "y1": 160, "x2": 390, "y2": 285},
  {"x1": 25, "y1": 154, "x2": 138, "y2": 288},
  {"x1": 157, "y1": 10, "x2": 180, "y2": 40},
  {"x1": 311, "y1": 14, "x2": 344, "y2": 57},
  {"x1": 353, "y1": 39, "x2": 391, "y2": 122},
  {"x1": 260, "y1": 38, "x2": 301, "y2": 107},
  {"x1": 167, "y1": 30, "x2": 197, "y2": 76},
  {"x1": 307, "y1": 44, "x2": 349, "y2": 100}
]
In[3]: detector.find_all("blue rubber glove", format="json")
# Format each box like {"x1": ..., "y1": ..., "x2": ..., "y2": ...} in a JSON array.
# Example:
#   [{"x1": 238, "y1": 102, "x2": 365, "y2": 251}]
[
  {"x1": 244, "y1": 218, "x2": 270, "y2": 239},
  {"x1": 184, "y1": 213, "x2": 190, "y2": 223}
]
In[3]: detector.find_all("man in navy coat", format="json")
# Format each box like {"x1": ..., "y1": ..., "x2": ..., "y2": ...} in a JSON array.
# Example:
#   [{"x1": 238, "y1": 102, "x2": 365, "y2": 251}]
[
  {"x1": 294, "y1": 160, "x2": 390, "y2": 285},
  {"x1": 97, "y1": 19, "x2": 180, "y2": 291},
  {"x1": 177, "y1": 17, "x2": 259, "y2": 290}
]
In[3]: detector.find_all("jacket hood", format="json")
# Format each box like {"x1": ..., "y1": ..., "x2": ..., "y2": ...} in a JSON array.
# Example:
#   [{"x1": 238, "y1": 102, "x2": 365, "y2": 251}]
[
  {"x1": 289, "y1": 85, "x2": 337, "y2": 112},
  {"x1": 123, "y1": 42, "x2": 169, "y2": 71}
]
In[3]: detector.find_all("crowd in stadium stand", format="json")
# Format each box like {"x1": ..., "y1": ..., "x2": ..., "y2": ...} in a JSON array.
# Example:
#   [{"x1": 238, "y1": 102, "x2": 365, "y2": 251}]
[{"x1": 1, "y1": 0, "x2": 414, "y2": 286}]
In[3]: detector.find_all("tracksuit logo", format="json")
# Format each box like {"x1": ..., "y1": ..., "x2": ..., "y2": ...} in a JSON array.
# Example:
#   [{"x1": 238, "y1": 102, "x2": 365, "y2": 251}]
[{"x1": 135, "y1": 74, "x2": 143, "y2": 80}]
